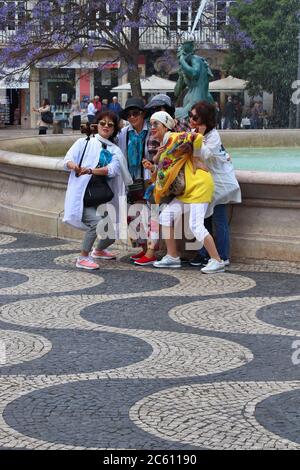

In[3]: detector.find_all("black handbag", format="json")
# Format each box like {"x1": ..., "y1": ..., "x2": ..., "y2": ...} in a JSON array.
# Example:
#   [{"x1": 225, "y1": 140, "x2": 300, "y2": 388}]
[
  {"x1": 78, "y1": 139, "x2": 114, "y2": 207},
  {"x1": 41, "y1": 111, "x2": 53, "y2": 124},
  {"x1": 83, "y1": 175, "x2": 114, "y2": 207}
]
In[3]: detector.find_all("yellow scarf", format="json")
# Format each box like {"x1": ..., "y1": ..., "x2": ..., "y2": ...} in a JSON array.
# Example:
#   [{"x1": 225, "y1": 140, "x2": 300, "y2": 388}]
[{"x1": 153, "y1": 132, "x2": 203, "y2": 204}]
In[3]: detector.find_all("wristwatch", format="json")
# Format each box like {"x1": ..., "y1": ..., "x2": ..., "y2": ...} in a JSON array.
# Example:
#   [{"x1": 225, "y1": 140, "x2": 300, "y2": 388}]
[{"x1": 88, "y1": 168, "x2": 93, "y2": 175}]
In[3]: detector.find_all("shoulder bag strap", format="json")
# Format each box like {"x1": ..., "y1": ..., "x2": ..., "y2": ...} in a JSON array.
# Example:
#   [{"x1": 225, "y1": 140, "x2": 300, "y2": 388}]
[
  {"x1": 75, "y1": 136, "x2": 90, "y2": 177},
  {"x1": 78, "y1": 136, "x2": 90, "y2": 168}
]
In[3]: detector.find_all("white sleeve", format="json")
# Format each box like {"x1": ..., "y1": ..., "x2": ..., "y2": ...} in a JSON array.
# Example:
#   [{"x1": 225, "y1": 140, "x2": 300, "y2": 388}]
[
  {"x1": 63, "y1": 138, "x2": 87, "y2": 170},
  {"x1": 87, "y1": 103, "x2": 94, "y2": 114},
  {"x1": 107, "y1": 154, "x2": 121, "y2": 178},
  {"x1": 116, "y1": 127, "x2": 128, "y2": 158},
  {"x1": 38, "y1": 105, "x2": 50, "y2": 113},
  {"x1": 200, "y1": 130, "x2": 225, "y2": 161}
]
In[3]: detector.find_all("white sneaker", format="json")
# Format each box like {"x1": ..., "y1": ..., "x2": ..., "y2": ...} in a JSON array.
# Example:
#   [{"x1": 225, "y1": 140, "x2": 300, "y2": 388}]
[
  {"x1": 153, "y1": 255, "x2": 181, "y2": 268},
  {"x1": 201, "y1": 258, "x2": 225, "y2": 274},
  {"x1": 223, "y1": 259, "x2": 230, "y2": 266}
]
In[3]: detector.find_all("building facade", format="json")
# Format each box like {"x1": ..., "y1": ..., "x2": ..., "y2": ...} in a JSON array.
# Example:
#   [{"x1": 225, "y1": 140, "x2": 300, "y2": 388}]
[{"x1": 0, "y1": 1, "x2": 235, "y2": 128}]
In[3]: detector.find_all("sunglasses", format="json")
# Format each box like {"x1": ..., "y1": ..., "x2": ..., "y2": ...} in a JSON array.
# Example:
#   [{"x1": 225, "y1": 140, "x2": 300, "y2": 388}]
[
  {"x1": 150, "y1": 121, "x2": 162, "y2": 129},
  {"x1": 98, "y1": 120, "x2": 114, "y2": 128},
  {"x1": 127, "y1": 109, "x2": 142, "y2": 118},
  {"x1": 188, "y1": 111, "x2": 200, "y2": 122}
]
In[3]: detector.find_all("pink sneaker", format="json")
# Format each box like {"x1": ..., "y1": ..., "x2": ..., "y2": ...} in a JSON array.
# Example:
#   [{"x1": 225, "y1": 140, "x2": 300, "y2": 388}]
[
  {"x1": 76, "y1": 257, "x2": 99, "y2": 270},
  {"x1": 91, "y1": 249, "x2": 116, "y2": 260}
]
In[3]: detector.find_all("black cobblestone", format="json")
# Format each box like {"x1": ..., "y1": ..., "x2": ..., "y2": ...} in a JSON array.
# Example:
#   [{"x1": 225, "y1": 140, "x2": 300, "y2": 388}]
[{"x1": 0, "y1": 230, "x2": 300, "y2": 450}]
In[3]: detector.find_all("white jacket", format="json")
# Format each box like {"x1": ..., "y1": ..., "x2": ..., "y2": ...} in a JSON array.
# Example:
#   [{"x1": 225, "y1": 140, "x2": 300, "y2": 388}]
[
  {"x1": 200, "y1": 128, "x2": 241, "y2": 217},
  {"x1": 63, "y1": 134, "x2": 133, "y2": 231}
]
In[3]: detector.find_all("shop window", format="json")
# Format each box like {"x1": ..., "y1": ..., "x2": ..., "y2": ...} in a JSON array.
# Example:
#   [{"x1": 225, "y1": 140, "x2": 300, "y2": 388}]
[
  {"x1": 0, "y1": 0, "x2": 22, "y2": 31},
  {"x1": 216, "y1": 1, "x2": 236, "y2": 30},
  {"x1": 169, "y1": 1, "x2": 204, "y2": 33}
]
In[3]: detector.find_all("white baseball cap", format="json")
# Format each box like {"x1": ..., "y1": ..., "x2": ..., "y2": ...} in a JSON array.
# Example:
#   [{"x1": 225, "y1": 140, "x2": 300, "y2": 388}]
[{"x1": 150, "y1": 111, "x2": 175, "y2": 130}]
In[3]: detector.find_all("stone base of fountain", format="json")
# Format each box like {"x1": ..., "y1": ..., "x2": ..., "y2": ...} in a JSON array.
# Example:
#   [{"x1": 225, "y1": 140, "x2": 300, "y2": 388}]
[{"x1": 0, "y1": 133, "x2": 299, "y2": 261}]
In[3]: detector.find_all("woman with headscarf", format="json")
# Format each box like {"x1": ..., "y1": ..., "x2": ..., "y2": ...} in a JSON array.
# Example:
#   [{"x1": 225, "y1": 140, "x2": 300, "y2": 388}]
[{"x1": 143, "y1": 111, "x2": 226, "y2": 274}]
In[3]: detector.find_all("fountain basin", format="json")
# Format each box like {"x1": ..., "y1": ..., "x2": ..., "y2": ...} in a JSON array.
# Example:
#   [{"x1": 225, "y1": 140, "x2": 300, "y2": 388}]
[{"x1": 0, "y1": 132, "x2": 299, "y2": 261}]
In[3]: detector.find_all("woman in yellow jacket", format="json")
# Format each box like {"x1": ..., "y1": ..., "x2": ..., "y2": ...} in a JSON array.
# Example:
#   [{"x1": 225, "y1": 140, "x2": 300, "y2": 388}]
[{"x1": 143, "y1": 111, "x2": 225, "y2": 274}]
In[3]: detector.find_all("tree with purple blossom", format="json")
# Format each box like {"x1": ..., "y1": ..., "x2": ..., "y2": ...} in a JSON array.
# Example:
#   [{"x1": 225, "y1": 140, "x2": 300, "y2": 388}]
[
  {"x1": 0, "y1": 0, "x2": 198, "y2": 97},
  {"x1": 223, "y1": 0, "x2": 299, "y2": 127}
]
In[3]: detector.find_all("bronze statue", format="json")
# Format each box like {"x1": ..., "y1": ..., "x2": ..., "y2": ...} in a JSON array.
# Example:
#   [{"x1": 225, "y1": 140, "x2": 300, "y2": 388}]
[{"x1": 175, "y1": 41, "x2": 214, "y2": 119}]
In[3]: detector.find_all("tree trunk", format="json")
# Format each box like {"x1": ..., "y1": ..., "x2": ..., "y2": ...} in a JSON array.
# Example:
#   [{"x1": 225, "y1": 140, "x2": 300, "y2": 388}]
[
  {"x1": 126, "y1": 26, "x2": 142, "y2": 98},
  {"x1": 127, "y1": 59, "x2": 143, "y2": 98}
]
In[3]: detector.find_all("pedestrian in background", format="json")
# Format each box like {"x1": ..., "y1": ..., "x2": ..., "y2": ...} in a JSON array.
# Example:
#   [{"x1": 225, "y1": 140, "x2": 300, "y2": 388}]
[
  {"x1": 70, "y1": 99, "x2": 81, "y2": 131},
  {"x1": 108, "y1": 96, "x2": 123, "y2": 116},
  {"x1": 223, "y1": 96, "x2": 235, "y2": 129},
  {"x1": 93, "y1": 96, "x2": 102, "y2": 113},
  {"x1": 32, "y1": 98, "x2": 51, "y2": 135},
  {"x1": 102, "y1": 98, "x2": 109, "y2": 112},
  {"x1": 87, "y1": 99, "x2": 96, "y2": 124}
]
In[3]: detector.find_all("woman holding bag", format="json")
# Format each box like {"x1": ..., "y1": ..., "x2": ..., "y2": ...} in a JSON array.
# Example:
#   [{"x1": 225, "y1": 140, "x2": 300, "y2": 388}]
[
  {"x1": 63, "y1": 111, "x2": 132, "y2": 270},
  {"x1": 32, "y1": 98, "x2": 52, "y2": 135}
]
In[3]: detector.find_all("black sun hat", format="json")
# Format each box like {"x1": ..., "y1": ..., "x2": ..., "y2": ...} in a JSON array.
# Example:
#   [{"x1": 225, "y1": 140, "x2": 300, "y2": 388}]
[{"x1": 119, "y1": 97, "x2": 145, "y2": 120}]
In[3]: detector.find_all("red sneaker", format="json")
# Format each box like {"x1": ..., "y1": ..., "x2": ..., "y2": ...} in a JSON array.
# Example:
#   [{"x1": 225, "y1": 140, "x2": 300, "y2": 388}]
[
  {"x1": 134, "y1": 255, "x2": 157, "y2": 266},
  {"x1": 130, "y1": 251, "x2": 145, "y2": 260}
]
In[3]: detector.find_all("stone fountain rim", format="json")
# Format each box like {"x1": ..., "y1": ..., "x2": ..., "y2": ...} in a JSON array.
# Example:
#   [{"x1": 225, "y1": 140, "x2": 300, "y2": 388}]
[{"x1": 1, "y1": 149, "x2": 299, "y2": 186}]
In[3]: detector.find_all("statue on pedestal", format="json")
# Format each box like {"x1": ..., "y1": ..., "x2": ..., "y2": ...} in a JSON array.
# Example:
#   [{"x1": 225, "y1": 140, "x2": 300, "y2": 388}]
[{"x1": 175, "y1": 41, "x2": 214, "y2": 119}]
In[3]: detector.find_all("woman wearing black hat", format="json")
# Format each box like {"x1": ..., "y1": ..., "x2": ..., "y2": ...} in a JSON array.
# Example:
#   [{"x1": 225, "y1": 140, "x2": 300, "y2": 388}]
[{"x1": 118, "y1": 97, "x2": 151, "y2": 253}]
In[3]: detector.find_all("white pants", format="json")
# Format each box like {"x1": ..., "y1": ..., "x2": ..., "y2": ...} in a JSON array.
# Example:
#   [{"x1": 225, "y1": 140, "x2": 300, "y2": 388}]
[{"x1": 159, "y1": 198, "x2": 209, "y2": 243}]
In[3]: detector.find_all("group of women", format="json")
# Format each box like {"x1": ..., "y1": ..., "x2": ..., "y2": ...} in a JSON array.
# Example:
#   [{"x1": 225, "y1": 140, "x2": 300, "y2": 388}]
[{"x1": 63, "y1": 94, "x2": 241, "y2": 274}]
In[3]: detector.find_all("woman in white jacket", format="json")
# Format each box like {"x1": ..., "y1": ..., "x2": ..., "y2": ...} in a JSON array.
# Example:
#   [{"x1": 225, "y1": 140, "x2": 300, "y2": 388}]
[
  {"x1": 63, "y1": 111, "x2": 132, "y2": 270},
  {"x1": 188, "y1": 101, "x2": 241, "y2": 267}
]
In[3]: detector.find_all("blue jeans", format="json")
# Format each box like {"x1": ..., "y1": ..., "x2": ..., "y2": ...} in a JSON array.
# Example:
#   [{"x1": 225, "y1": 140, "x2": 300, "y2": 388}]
[{"x1": 199, "y1": 204, "x2": 230, "y2": 261}]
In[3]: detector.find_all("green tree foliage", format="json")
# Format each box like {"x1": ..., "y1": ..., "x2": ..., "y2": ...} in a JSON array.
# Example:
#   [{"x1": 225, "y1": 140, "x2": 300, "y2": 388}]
[{"x1": 224, "y1": 0, "x2": 299, "y2": 127}]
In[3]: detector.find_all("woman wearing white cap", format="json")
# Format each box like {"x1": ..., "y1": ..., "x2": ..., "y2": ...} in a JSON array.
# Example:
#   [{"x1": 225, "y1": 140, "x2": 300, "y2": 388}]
[{"x1": 142, "y1": 111, "x2": 225, "y2": 273}]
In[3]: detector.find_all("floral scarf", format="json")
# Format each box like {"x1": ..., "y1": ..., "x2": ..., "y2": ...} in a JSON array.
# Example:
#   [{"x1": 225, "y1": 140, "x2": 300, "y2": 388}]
[{"x1": 153, "y1": 132, "x2": 203, "y2": 204}]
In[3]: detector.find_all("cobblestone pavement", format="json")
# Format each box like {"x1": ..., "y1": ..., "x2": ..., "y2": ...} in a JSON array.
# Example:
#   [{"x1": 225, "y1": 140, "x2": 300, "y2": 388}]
[{"x1": 0, "y1": 229, "x2": 300, "y2": 450}]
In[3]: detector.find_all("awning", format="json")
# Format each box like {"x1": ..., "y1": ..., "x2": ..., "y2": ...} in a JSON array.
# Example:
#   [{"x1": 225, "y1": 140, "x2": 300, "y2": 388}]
[
  {"x1": 0, "y1": 70, "x2": 29, "y2": 89},
  {"x1": 209, "y1": 75, "x2": 247, "y2": 92},
  {"x1": 111, "y1": 75, "x2": 176, "y2": 93},
  {"x1": 111, "y1": 74, "x2": 248, "y2": 94},
  {"x1": 36, "y1": 60, "x2": 120, "y2": 69}
]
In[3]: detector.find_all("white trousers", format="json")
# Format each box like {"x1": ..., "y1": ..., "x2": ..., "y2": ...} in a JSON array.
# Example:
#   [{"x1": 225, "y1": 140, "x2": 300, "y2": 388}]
[{"x1": 159, "y1": 198, "x2": 209, "y2": 243}]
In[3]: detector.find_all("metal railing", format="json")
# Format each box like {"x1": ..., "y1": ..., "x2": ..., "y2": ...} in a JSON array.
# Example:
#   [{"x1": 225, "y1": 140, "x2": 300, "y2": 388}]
[
  {"x1": 139, "y1": 25, "x2": 228, "y2": 49},
  {"x1": 0, "y1": 1, "x2": 228, "y2": 50}
]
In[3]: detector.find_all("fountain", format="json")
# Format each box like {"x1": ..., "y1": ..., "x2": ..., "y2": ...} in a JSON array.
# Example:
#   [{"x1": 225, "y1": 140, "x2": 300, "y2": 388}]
[{"x1": 0, "y1": 130, "x2": 299, "y2": 261}]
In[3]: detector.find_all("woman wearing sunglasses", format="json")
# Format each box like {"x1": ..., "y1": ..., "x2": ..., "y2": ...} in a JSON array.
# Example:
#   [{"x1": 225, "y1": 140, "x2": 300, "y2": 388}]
[
  {"x1": 63, "y1": 111, "x2": 132, "y2": 270},
  {"x1": 188, "y1": 101, "x2": 241, "y2": 268},
  {"x1": 143, "y1": 111, "x2": 225, "y2": 274},
  {"x1": 117, "y1": 97, "x2": 152, "y2": 254}
]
